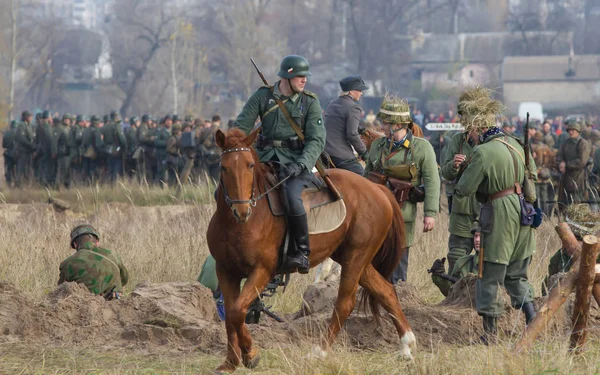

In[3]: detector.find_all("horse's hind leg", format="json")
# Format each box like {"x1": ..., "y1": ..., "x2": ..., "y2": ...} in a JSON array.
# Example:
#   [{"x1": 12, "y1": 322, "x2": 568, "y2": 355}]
[
  {"x1": 359, "y1": 264, "x2": 416, "y2": 359},
  {"x1": 318, "y1": 265, "x2": 362, "y2": 356},
  {"x1": 215, "y1": 267, "x2": 243, "y2": 373},
  {"x1": 231, "y1": 267, "x2": 271, "y2": 369}
]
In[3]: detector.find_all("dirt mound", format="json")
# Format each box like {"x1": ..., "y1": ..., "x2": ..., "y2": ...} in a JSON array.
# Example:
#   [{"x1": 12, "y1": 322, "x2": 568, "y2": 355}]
[{"x1": 0, "y1": 281, "x2": 226, "y2": 352}]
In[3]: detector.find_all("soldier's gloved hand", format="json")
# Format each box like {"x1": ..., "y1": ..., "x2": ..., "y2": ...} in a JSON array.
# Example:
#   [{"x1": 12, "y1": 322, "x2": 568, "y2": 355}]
[
  {"x1": 286, "y1": 162, "x2": 305, "y2": 178},
  {"x1": 429, "y1": 257, "x2": 446, "y2": 275}
]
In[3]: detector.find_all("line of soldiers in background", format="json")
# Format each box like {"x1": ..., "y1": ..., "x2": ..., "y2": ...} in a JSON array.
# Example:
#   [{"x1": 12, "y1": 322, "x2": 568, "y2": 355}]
[{"x1": 2, "y1": 110, "x2": 229, "y2": 189}]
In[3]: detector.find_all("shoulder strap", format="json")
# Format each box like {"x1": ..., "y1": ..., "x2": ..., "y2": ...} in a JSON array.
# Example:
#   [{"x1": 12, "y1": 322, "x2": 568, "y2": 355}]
[
  {"x1": 269, "y1": 86, "x2": 305, "y2": 141},
  {"x1": 494, "y1": 137, "x2": 523, "y2": 187},
  {"x1": 79, "y1": 249, "x2": 120, "y2": 272},
  {"x1": 494, "y1": 138, "x2": 526, "y2": 165}
]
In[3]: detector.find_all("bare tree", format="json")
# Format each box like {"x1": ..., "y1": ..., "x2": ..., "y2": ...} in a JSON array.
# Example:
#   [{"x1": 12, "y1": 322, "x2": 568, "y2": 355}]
[{"x1": 108, "y1": 0, "x2": 176, "y2": 115}]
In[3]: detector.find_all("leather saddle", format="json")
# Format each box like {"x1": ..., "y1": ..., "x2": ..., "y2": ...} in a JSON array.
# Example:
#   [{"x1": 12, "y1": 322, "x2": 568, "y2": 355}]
[{"x1": 264, "y1": 168, "x2": 335, "y2": 217}]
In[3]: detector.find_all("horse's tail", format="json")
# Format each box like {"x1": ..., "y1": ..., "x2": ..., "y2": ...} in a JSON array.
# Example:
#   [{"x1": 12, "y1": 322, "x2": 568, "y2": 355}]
[{"x1": 361, "y1": 187, "x2": 406, "y2": 322}]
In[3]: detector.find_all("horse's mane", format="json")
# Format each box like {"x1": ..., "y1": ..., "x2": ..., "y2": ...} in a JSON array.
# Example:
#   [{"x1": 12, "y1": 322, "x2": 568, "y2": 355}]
[{"x1": 222, "y1": 128, "x2": 269, "y2": 186}]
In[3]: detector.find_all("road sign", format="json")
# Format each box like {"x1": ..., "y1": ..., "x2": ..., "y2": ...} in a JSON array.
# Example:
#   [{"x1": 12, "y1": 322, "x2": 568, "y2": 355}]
[{"x1": 425, "y1": 123, "x2": 464, "y2": 131}]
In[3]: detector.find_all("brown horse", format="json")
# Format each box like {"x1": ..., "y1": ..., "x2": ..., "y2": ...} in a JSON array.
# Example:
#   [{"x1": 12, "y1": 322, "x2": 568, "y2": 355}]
[
  {"x1": 207, "y1": 128, "x2": 415, "y2": 373},
  {"x1": 360, "y1": 123, "x2": 423, "y2": 152}
]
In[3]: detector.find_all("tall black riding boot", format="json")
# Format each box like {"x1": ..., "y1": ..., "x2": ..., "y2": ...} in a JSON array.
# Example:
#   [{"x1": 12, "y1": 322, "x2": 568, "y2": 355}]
[
  {"x1": 480, "y1": 315, "x2": 498, "y2": 346},
  {"x1": 286, "y1": 214, "x2": 311, "y2": 274},
  {"x1": 522, "y1": 302, "x2": 536, "y2": 325}
]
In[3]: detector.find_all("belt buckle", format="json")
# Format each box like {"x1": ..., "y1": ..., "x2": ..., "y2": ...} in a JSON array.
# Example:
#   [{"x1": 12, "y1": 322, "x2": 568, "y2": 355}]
[{"x1": 272, "y1": 140, "x2": 283, "y2": 147}]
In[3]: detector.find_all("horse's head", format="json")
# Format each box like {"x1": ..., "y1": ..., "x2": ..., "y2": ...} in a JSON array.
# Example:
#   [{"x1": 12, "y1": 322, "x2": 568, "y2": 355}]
[{"x1": 215, "y1": 127, "x2": 261, "y2": 222}]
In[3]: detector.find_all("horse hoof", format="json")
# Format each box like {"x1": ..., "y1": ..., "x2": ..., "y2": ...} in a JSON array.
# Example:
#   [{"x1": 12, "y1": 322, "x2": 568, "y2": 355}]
[
  {"x1": 242, "y1": 348, "x2": 260, "y2": 369},
  {"x1": 398, "y1": 331, "x2": 416, "y2": 361}
]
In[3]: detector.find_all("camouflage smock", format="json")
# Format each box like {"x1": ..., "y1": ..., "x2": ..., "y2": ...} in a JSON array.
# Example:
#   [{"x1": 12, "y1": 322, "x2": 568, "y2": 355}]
[{"x1": 58, "y1": 241, "x2": 129, "y2": 294}]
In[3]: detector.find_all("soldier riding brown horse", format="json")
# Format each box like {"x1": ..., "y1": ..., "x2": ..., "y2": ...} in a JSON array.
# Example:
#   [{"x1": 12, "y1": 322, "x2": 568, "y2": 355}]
[{"x1": 207, "y1": 128, "x2": 416, "y2": 373}]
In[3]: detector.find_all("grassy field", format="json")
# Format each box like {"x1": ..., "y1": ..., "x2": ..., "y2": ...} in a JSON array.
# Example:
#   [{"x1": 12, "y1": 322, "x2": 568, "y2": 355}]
[{"x1": 0, "y1": 183, "x2": 598, "y2": 374}]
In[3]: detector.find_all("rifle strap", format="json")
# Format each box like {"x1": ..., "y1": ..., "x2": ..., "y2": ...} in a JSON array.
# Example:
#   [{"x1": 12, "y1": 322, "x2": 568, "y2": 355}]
[{"x1": 270, "y1": 87, "x2": 306, "y2": 142}]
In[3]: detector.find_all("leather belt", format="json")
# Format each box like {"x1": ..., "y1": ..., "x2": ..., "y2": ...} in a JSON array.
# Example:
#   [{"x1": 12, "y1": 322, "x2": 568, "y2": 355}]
[{"x1": 489, "y1": 183, "x2": 522, "y2": 201}]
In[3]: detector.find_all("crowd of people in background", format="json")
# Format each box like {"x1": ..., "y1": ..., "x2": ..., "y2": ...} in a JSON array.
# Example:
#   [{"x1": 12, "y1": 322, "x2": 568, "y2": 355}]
[{"x1": 2, "y1": 110, "x2": 231, "y2": 189}]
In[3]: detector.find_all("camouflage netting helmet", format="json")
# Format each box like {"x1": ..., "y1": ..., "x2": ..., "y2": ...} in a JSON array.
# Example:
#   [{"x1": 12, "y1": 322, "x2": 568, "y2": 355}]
[
  {"x1": 70, "y1": 224, "x2": 99, "y2": 248},
  {"x1": 377, "y1": 94, "x2": 412, "y2": 125},
  {"x1": 564, "y1": 204, "x2": 600, "y2": 240},
  {"x1": 457, "y1": 86, "x2": 504, "y2": 132},
  {"x1": 277, "y1": 55, "x2": 312, "y2": 79}
]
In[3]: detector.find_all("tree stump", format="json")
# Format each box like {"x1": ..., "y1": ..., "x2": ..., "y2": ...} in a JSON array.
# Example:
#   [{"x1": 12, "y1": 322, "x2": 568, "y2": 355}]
[{"x1": 570, "y1": 235, "x2": 600, "y2": 352}]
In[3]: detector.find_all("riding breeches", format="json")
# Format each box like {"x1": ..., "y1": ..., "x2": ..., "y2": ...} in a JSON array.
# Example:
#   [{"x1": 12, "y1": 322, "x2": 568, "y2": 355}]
[{"x1": 282, "y1": 170, "x2": 320, "y2": 216}]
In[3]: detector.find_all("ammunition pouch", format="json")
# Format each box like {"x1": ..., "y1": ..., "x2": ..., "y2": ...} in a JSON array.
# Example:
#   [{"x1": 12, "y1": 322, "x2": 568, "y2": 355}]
[
  {"x1": 367, "y1": 171, "x2": 388, "y2": 185},
  {"x1": 388, "y1": 178, "x2": 413, "y2": 204},
  {"x1": 367, "y1": 171, "x2": 423, "y2": 205},
  {"x1": 256, "y1": 135, "x2": 303, "y2": 150},
  {"x1": 382, "y1": 162, "x2": 417, "y2": 181}
]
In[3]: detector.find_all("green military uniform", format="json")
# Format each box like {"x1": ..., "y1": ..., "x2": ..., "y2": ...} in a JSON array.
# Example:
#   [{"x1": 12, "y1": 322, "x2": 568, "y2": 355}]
[
  {"x1": 81, "y1": 117, "x2": 104, "y2": 184},
  {"x1": 102, "y1": 113, "x2": 127, "y2": 184},
  {"x1": 125, "y1": 118, "x2": 139, "y2": 178},
  {"x1": 455, "y1": 132, "x2": 537, "y2": 316},
  {"x1": 69, "y1": 117, "x2": 85, "y2": 184},
  {"x1": 431, "y1": 252, "x2": 480, "y2": 296},
  {"x1": 531, "y1": 132, "x2": 555, "y2": 215},
  {"x1": 59, "y1": 225, "x2": 129, "y2": 295},
  {"x1": 154, "y1": 122, "x2": 171, "y2": 185},
  {"x1": 3, "y1": 121, "x2": 18, "y2": 187},
  {"x1": 234, "y1": 55, "x2": 325, "y2": 273},
  {"x1": 363, "y1": 95, "x2": 440, "y2": 283},
  {"x1": 15, "y1": 115, "x2": 36, "y2": 187},
  {"x1": 556, "y1": 120, "x2": 592, "y2": 206},
  {"x1": 440, "y1": 131, "x2": 479, "y2": 274},
  {"x1": 166, "y1": 124, "x2": 182, "y2": 186},
  {"x1": 136, "y1": 116, "x2": 155, "y2": 184},
  {"x1": 453, "y1": 87, "x2": 537, "y2": 341},
  {"x1": 51, "y1": 117, "x2": 71, "y2": 189},
  {"x1": 198, "y1": 125, "x2": 221, "y2": 183}
]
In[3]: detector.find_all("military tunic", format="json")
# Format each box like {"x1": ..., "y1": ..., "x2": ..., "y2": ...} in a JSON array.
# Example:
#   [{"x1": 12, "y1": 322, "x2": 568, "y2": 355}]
[
  {"x1": 556, "y1": 136, "x2": 591, "y2": 205},
  {"x1": 3, "y1": 126, "x2": 17, "y2": 186},
  {"x1": 154, "y1": 126, "x2": 171, "y2": 184},
  {"x1": 234, "y1": 83, "x2": 325, "y2": 170},
  {"x1": 440, "y1": 131, "x2": 479, "y2": 272},
  {"x1": 364, "y1": 132, "x2": 440, "y2": 247},
  {"x1": 15, "y1": 121, "x2": 36, "y2": 186},
  {"x1": 51, "y1": 124, "x2": 71, "y2": 188},
  {"x1": 58, "y1": 241, "x2": 129, "y2": 295},
  {"x1": 455, "y1": 132, "x2": 537, "y2": 316}
]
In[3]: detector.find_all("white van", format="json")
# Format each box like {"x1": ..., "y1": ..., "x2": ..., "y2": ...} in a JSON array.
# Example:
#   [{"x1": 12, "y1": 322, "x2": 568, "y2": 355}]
[{"x1": 518, "y1": 102, "x2": 544, "y2": 122}]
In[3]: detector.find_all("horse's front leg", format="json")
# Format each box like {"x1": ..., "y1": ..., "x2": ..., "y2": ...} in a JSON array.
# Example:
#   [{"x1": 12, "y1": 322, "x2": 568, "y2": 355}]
[
  {"x1": 215, "y1": 266, "x2": 242, "y2": 373},
  {"x1": 234, "y1": 267, "x2": 272, "y2": 369}
]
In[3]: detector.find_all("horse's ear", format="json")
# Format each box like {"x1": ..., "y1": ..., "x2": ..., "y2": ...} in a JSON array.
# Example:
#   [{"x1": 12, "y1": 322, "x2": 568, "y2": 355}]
[
  {"x1": 215, "y1": 129, "x2": 226, "y2": 149},
  {"x1": 244, "y1": 127, "x2": 260, "y2": 147}
]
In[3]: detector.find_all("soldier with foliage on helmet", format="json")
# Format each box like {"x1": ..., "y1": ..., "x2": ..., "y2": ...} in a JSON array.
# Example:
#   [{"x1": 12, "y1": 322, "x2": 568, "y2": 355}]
[
  {"x1": 363, "y1": 94, "x2": 440, "y2": 283},
  {"x1": 234, "y1": 55, "x2": 325, "y2": 274},
  {"x1": 59, "y1": 224, "x2": 129, "y2": 299}
]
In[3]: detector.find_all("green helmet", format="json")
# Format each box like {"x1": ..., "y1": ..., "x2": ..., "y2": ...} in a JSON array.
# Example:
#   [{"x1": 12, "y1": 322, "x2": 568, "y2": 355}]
[
  {"x1": 565, "y1": 118, "x2": 582, "y2": 132},
  {"x1": 277, "y1": 55, "x2": 312, "y2": 79},
  {"x1": 70, "y1": 224, "x2": 99, "y2": 249}
]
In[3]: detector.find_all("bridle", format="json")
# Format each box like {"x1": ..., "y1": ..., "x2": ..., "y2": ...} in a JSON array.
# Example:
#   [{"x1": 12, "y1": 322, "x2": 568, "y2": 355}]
[{"x1": 219, "y1": 147, "x2": 290, "y2": 217}]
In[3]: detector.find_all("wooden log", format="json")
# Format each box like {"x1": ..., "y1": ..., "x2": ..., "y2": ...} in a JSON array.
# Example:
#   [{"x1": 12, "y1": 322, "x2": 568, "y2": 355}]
[
  {"x1": 514, "y1": 224, "x2": 581, "y2": 353},
  {"x1": 570, "y1": 235, "x2": 600, "y2": 352},
  {"x1": 555, "y1": 223, "x2": 582, "y2": 263}
]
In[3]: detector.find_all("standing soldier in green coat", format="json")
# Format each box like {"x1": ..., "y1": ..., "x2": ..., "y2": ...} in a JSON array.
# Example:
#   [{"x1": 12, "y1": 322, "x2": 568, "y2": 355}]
[
  {"x1": 125, "y1": 116, "x2": 140, "y2": 179},
  {"x1": 69, "y1": 115, "x2": 86, "y2": 185},
  {"x1": 3, "y1": 120, "x2": 18, "y2": 187},
  {"x1": 82, "y1": 116, "x2": 105, "y2": 184},
  {"x1": 59, "y1": 224, "x2": 129, "y2": 298},
  {"x1": 136, "y1": 114, "x2": 154, "y2": 184},
  {"x1": 363, "y1": 95, "x2": 440, "y2": 283},
  {"x1": 556, "y1": 118, "x2": 592, "y2": 209},
  {"x1": 102, "y1": 111, "x2": 127, "y2": 184},
  {"x1": 234, "y1": 55, "x2": 326, "y2": 273},
  {"x1": 15, "y1": 111, "x2": 36, "y2": 187},
  {"x1": 431, "y1": 130, "x2": 480, "y2": 295},
  {"x1": 52, "y1": 114, "x2": 72, "y2": 189},
  {"x1": 454, "y1": 87, "x2": 538, "y2": 344},
  {"x1": 154, "y1": 115, "x2": 172, "y2": 186}
]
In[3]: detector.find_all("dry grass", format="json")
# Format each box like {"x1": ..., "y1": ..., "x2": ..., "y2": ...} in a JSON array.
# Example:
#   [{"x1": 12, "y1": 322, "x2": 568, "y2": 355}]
[{"x1": 0, "y1": 191, "x2": 597, "y2": 374}]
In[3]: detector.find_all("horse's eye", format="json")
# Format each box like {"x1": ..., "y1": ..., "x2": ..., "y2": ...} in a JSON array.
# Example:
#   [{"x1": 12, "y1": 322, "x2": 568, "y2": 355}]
[
  {"x1": 221, "y1": 166, "x2": 227, "y2": 173},
  {"x1": 249, "y1": 163, "x2": 254, "y2": 169}
]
